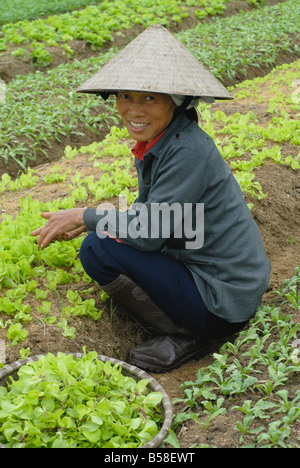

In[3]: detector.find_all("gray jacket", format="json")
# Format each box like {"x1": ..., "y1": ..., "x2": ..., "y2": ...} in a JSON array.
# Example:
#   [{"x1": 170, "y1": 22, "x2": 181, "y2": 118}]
[{"x1": 84, "y1": 113, "x2": 271, "y2": 323}]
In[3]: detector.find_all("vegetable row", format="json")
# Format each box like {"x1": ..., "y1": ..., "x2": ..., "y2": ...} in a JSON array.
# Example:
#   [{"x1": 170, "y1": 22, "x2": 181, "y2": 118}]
[{"x1": 0, "y1": 0, "x2": 198, "y2": 65}]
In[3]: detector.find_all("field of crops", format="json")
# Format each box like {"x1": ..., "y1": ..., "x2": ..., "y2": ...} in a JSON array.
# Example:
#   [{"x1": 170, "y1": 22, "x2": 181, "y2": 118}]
[{"x1": 0, "y1": 0, "x2": 299, "y2": 448}]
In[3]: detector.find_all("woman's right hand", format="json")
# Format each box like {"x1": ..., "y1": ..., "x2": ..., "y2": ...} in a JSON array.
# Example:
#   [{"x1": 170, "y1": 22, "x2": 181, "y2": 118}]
[{"x1": 31, "y1": 208, "x2": 87, "y2": 249}]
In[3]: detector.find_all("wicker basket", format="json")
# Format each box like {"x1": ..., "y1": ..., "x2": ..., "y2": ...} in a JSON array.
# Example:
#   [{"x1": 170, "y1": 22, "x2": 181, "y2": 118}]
[{"x1": 0, "y1": 353, "x2": 173, "y2": 449}]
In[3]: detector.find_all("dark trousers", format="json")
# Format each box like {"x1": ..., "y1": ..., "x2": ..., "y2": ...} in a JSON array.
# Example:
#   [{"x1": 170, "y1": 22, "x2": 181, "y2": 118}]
[{"x1": 80, "y1": 233, "x2": 247, "y2": 340}]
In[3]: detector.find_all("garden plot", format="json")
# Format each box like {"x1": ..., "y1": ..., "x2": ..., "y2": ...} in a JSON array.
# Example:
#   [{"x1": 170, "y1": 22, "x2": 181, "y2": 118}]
[
  {"x1": 0, "y1": 0, "x2": 299, "y2": 176},
  {"x1": 0, "y1": 56, "x2": 299, "y2": 447}
]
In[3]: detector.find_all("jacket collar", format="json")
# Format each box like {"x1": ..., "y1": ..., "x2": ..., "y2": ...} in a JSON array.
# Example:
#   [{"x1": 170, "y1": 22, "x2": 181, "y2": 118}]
[
  {"x1": 145, "y1": 113, "x2": 192, "y2": 159},
  {"x1": 131, "y1": 129, "x2": 167, "y2": 160}
]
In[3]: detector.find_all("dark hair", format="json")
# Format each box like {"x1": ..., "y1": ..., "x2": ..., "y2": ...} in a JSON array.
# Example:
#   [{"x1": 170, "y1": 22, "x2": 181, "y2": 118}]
[
  {"x1": 184, "y1": 107, "x2": 199, "y2": 123},
  {"x1": 172, "y1": 96, "x2": 199, "y2": 123}
]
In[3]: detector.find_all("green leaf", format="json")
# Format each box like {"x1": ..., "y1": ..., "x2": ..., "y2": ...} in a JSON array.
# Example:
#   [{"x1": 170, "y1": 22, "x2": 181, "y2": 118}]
[
  {"x1": 52, "y1": 438, "x2": 71, "y2": 448},
  {"x1": 0, "y1": 353, "x2": 163, "y2": 447},
  {"x1": 82, "y1": 428, "x2": 101, "y2": 444},
  {"x1": 90, "y1": 414, "x2": 104, "y2": 426}
]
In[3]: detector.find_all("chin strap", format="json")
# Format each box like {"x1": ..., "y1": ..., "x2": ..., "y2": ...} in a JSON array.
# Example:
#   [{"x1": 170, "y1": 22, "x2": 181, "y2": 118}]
[
  {"x1": 171, "y1": 96, "x2": 195, "y2": 123},
  {"x1": 177, "y1": 95, "x2": 194, "y2": 112}
]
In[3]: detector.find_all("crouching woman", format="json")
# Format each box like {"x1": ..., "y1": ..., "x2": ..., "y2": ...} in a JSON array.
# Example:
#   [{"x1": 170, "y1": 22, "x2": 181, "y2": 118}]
[{"x1": 32, "y1": 25, "x2": 270, "y2": 372}]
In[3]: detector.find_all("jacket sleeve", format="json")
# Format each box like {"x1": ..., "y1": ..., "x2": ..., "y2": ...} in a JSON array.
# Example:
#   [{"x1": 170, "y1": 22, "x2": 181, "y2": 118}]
[{"x1": 84, "y1": 135, "x2": 211, "y2": 252}]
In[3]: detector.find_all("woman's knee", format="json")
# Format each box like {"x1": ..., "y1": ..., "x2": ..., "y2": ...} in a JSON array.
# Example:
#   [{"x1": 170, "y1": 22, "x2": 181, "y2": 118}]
[
  {"x1": 79, "y1": 233, "x2": 124, "y2": 284},
  {"x1": 79, "y1": 232, "x2": 98, "y2": 277}
]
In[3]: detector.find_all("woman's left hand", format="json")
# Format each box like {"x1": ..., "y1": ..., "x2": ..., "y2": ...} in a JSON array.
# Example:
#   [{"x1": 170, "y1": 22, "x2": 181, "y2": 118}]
[{"x1": 31, "y1": 208, "x2": 87, "y2": 249}]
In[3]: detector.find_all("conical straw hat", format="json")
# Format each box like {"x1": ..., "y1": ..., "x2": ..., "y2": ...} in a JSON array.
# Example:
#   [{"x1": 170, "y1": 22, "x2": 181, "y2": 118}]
[{"x1": 76, "y1": 24, "x2": 233, "y2": 100}]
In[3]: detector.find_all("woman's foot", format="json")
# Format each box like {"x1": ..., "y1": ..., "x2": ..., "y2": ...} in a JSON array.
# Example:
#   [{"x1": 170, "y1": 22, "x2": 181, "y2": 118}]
[{"x1": 127, "y1": 335, "x2": 209, "y2": 372}]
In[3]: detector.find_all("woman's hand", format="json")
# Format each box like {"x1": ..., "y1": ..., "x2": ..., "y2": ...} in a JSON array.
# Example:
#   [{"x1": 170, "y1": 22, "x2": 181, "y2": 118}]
[{"x1": 31, "y1": 208, "x2": 87, "y2": 249}]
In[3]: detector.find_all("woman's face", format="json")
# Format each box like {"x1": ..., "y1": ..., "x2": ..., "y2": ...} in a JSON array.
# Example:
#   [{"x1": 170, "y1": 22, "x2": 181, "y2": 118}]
[{"x1": 116, "y1": 91, "x2": 176, "y2": 142}]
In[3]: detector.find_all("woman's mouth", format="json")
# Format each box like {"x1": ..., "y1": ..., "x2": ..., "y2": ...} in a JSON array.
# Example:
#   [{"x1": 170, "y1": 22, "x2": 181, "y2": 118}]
[{"x1": 129, "y1": 121, "x2": 150, "y2": 130}]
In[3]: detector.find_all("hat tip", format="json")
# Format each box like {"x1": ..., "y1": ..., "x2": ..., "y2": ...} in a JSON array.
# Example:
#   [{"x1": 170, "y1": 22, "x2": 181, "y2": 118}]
[{"x1": 145, "y1": 23, "x2": 169, "y2": 33}]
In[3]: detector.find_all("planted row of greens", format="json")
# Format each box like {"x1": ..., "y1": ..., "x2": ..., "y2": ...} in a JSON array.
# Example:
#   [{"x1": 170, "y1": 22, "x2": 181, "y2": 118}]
[
  {"x1": 0, "y1": 127, "x2": 138, "y2": 347},
  {"x1": 1, "y1": 0, "x2": 298, "y2": 69},
  {"x1": 0, "y1": 0, "x2": 275, "y2": 27},
  {"x1": 0, "y1": 49, "x2": 119, "y2": 173},
  {"x1": 177, "y1": 0, "x2": 300, "y2": 82},
  {"x1": 0, "y1": 0, "x2": 101, "y2": 25},
  {"x1": 199, "y1": 60, "x2": 300, "y2": 206},
  {"x1": 0, "y1": 193, "x2": 99, "y2": 345},
  {"x1": 1, "y1": 0, "x2": 299, "y2": 174},
  {"x1": 0, "y1": 0, "x2": 193, "y2": 66},
  {"x1": 168, "y1": 266, "x2": 300, "y2": 448}
]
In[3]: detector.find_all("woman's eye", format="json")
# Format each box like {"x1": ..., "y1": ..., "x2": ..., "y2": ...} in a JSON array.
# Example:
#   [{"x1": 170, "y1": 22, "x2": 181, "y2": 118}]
[
  {"x1": 145, "y1": 95, "x2": 155, "y2": 101},
  {"x1": 117, "y1": 93, "x2": 130, "y2": 100}
]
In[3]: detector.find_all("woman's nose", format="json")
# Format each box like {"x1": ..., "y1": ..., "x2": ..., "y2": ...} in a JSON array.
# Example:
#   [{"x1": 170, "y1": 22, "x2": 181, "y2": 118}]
[{"x1": 128, "y1": 98, "x2": 146, "y2": 116}]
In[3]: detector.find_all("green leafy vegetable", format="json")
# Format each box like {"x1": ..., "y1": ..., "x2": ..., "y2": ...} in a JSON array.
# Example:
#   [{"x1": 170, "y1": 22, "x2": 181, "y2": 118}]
[
  {"x1": 6, "y1": 323, "x2": 28, "y2": 346},
  {"x1": 0, "y1": 351, "x2": 163, "y2": 448}
]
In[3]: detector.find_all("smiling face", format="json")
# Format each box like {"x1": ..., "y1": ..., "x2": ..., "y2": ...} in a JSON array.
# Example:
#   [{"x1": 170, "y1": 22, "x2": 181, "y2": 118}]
[{"x1": 116, "y1": 91, "x2": 176, "y2": 142}]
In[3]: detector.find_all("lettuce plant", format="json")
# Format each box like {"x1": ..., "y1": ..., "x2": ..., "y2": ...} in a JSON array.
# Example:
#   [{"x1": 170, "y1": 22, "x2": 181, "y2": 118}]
[{"x1": 0, "y1": 350, "x2": 163, "y2": 448}]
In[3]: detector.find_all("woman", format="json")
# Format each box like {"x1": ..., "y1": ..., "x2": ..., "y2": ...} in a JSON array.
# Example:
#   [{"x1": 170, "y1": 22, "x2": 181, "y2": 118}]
[{"x1": 31, "y1": 25, "x2": 271, "y2": 372}]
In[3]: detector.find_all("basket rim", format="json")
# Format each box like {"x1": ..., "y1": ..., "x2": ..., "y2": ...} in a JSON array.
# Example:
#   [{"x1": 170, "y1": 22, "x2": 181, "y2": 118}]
[{"x1": 0, "y1": 352, "x2": 173, "y2": 449}]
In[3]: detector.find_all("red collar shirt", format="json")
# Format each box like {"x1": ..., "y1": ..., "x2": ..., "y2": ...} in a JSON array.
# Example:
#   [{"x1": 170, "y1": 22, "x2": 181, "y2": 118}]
[{"x1": 131, "y1": 130, "x2": 167, "y2": 161}]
